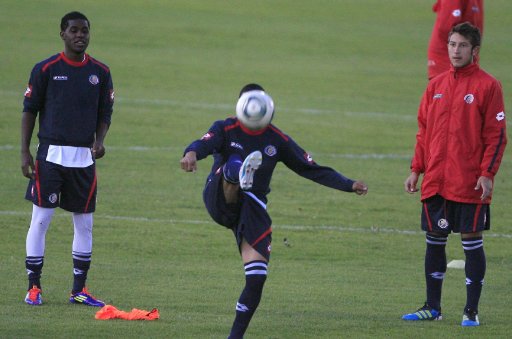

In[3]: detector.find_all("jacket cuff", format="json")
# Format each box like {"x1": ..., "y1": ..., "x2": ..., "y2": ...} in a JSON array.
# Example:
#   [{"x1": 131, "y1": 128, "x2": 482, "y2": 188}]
[{"x1": 480, "y1": 171, "x2": 495, "y2": 180}]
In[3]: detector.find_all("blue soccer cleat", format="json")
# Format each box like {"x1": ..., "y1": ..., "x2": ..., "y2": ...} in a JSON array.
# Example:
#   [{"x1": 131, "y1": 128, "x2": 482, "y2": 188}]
[
  {"x1": 69, "y1": 287, "x2": 105, "y2": 307},
  {"x1": 402, "y1": 303, "x2": 442, "y2": 321},
  {"x1": 25, "y1": 285, "x2": 43, "y2": 305},
  {"x1": 239, "y1": 151, "x2": 262, "y2": 190},
  {"x1": 461, "y1": 309, "x2": 480, "y2": 326}
]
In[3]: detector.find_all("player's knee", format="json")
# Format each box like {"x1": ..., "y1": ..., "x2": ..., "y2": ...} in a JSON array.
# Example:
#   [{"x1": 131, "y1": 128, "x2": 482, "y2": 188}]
[
  {"x1": 222, "y1": 180, "x2": 240, "y2": 204},
  {"x1": 244, "y1": 260, "x2": 268, "y2": 292},
  {"x1": 30, "y1": 205, "x2": 54, "y2": 232}
]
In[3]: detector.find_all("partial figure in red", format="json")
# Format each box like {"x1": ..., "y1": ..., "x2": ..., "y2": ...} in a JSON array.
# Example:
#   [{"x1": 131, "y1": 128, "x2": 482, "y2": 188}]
[{"x1": 427, "y1": 0, "x2": 483, "y2": 79}]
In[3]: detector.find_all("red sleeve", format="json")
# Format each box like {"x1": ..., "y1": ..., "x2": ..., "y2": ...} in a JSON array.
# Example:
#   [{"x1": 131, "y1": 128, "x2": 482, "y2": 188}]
[
  {"x1": 411, "y1": 89, "x2": 431, "y2": 174},
  {"x1": 480, "y1": 80, "x2": 507, "y2": 179}
]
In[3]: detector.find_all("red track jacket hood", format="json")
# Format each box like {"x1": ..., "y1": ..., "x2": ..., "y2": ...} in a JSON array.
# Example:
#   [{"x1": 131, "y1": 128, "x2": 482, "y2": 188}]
[{"x1": 411, "y1": 62, "x2": 507, "y2": 203}]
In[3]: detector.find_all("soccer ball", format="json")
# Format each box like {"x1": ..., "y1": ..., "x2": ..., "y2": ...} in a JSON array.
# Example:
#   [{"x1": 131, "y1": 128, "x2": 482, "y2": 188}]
[{"x1": 236, "y1": 90, "x2": 274, "y2": 130}]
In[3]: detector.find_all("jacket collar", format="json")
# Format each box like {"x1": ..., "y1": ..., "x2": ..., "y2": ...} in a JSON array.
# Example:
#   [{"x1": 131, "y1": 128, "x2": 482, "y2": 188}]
[{"x1": 450, "y1": 62, "x2": 479, "y2": 78}]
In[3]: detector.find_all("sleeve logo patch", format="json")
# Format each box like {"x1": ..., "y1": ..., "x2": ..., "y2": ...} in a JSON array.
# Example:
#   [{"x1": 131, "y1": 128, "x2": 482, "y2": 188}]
[
  {"x1": 24, "y1": 85, "x2": 32, "y2": 98},
  {"x1": 201, "y1": 132, "x2": 214, "y2": 141},
  {"x1": 304, "y1": 152, "x2": 314, "y2": 164},
  {"x1": 496, "y1": 111, "x2": 505, "y2": 121}
]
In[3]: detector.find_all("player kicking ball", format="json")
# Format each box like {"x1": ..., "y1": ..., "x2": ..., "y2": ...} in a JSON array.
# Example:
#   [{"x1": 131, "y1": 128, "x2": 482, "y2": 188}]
[{"x1": 180, "y1": 83, "x2": 368, "y2": 338}]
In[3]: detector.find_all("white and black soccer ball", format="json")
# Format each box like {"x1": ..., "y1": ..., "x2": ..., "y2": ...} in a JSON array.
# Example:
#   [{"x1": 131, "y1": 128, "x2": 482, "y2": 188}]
[{"x1": 236, "y1": 90, "x2": 274, "y2": 130}]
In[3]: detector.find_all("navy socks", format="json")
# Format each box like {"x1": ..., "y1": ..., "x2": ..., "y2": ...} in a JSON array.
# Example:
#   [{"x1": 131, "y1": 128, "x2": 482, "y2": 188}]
[
  {"x1": 228, "y1": 261, "x2": 268, "y2": 339},
  {"x1": 425, "y1": 233, "x2": 447, "y2": 311}
]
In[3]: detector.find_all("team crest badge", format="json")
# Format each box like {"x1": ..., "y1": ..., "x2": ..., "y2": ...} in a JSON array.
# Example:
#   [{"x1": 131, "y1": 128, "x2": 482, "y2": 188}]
[
  {"x1": 48, "y1": 193, "x2": 58, "y2": 204},
  {"x1": 264, "y1": 145, "x2": 276, "y2": 157},
  {"x1": 437, "y1": 218, "x2": 449, "y2": 229},
  {"x1": 89, "y1": 75, "x2": 99, "y2": 85},
  {"x1": 452, "y1": 9, "x2": 461, "y2": 17},
  {"x1": 464, "y1": 94, "x2": 474, "y2": 104}
]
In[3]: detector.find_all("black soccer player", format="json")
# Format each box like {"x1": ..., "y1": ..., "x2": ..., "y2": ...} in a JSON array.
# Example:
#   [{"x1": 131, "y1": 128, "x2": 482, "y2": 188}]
[
  {"x1": 180, "y1": 83, "x2": 368, "y2": 338},
  {"x1": 21, "y1": 11, "x2": 114, "y2": 306}
]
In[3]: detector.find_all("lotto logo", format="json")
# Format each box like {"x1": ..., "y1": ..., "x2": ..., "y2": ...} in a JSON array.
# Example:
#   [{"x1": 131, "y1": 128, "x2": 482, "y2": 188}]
[
  {"x1": 24, "y1": 85, "x2": 32, "y2": 98},
  {"x1": 201, "y1": 132, "x2": 214, "y2": 141}
]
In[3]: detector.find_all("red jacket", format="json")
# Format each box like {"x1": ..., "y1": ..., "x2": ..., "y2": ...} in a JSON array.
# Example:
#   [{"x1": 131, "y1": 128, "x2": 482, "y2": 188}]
[
  {"x1": 411, "y1": 63, "x2": 507, "y2": 204},
  {"x1": 427, "y1": 0, "x2": 484, "y2": 79}
]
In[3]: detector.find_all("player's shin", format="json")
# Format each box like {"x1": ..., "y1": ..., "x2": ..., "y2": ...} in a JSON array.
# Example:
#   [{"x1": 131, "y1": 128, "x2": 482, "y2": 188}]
[
  {"x1": 26, "y1": 205, "x2": 54, "y2": 289},
  {"x1": 462, "y1": 237, "x2": 485, "y2": 312},
  {"x1": 228, "y1": 261, "x2": 268, "y2": 339},
  {"x1": 425, "y1": 233, "x2": 447, "y2": 310},
  {"x1": 72, "y1": 213, "x2": 93, "y2": 293}
]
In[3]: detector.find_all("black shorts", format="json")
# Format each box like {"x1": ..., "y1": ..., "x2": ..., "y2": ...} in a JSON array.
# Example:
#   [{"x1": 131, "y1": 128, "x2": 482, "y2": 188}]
[
  {"x1": 25, "y1": 159, "x2": 97, "y2": 213},
  {"x1": 203, "y1": 167, "x2": 272, "y2": 260},
  {"x1": 421, "y1": 195, "x2": 490, "y2": 234}
]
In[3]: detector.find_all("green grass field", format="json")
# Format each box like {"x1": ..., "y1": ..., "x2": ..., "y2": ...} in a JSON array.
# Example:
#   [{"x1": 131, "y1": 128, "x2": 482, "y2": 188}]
[{"x1": 1, "y1": 1, "x2": 511, "y2": 338}]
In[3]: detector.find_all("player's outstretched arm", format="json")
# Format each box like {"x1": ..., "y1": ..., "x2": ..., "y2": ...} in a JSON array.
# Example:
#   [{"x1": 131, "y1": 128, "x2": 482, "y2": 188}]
[
  {"x1": 352, "y1": 180, "x2": 368, "y2": 195},
  {"x1": 180, "y1": 151, "x2": 198, "y2": 172}
]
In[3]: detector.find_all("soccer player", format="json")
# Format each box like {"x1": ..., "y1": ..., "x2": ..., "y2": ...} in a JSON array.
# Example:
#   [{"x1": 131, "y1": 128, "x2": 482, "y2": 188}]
[
  {"x1": 427, "y1": 0, "x2": 483, "y2": 79},
  {"x1": 180, "y1": 83, "x2": 368, "y2": 338},
  {"x1": 402, "y1": 22, "x2": 506, "y2": 326},
  {"x1": 21, "y1": 11, "x2": 114, "y2": 306}
]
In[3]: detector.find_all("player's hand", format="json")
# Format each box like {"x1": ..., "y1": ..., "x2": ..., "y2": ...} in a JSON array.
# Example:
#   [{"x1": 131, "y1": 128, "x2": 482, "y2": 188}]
[
  {"x1": 352, "y1": 180, "x2": 368, "y2": 195},
  {"x1": 475, "y1": 175, "x2": 493, "y2": 201},
  {"x1": 180, "y1": 151, "x2": 197, "y2": 172},
  {"x1": 404, "y1": 172, "x2": 419, "y2": 194},
  {"x1": 21, "y1": 150, "x2": 35, "y2": 179},
  {"x1": 91, "y1": 142, "x2": 106, "y2": 159}
]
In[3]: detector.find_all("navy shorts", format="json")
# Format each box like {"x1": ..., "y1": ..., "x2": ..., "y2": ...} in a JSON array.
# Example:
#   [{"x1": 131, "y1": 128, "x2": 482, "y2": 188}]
[
  {"x1": 25, "y1": 159, "x2": 97, "y2": 213},
  {"x1": 421, "y1": 195, "x2": 490, "y2": 234},
  {"x1": 203, "y1": 167, "x2": 272, "y2": 260}
]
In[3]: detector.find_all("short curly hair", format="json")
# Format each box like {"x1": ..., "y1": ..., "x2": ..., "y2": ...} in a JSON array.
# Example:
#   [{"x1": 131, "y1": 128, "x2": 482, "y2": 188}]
[
  {"x1": 61, "y1": 11, "x2": 89, "y2": 31},
  {"x1": 449, "y1": 22, "x2": 481, "y2": 48}
]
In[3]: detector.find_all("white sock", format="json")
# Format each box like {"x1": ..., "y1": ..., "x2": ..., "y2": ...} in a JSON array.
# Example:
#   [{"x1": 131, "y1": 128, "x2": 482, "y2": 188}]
[
  {"x1": 26, "y1": 205, "x2": 54, "y2": 257},
  {"x1": 72, "y1": 213, "x2": 93, "y2": 254}
]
